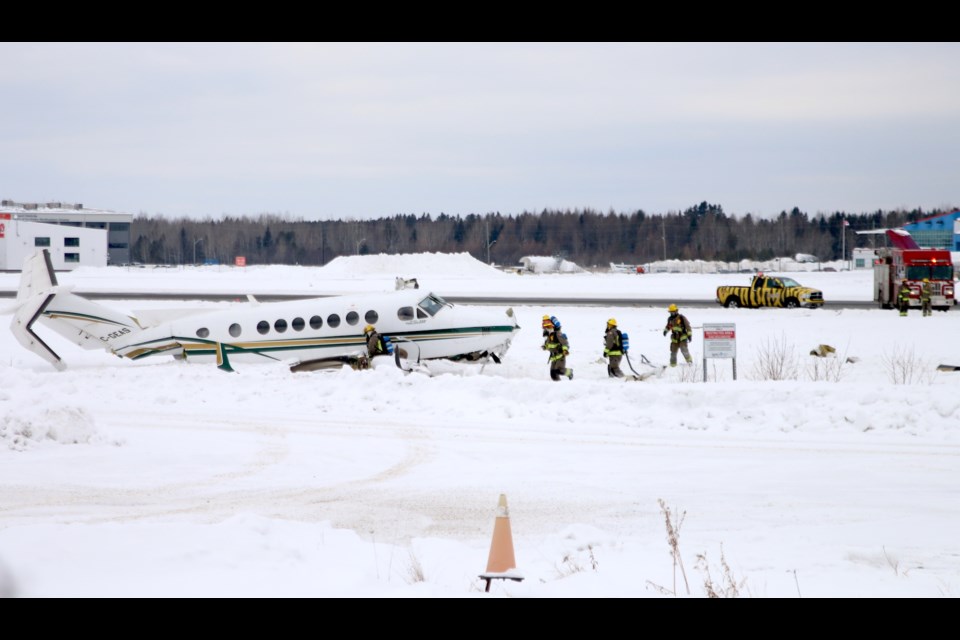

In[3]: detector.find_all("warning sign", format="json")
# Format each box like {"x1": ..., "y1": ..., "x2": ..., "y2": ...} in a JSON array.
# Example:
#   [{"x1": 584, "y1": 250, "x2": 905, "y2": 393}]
[
  {"x1": 235, "y1": 256, "x2": 246, "y2": 267},
  {"x1": 703, "y1": 323, "x2": 736, "y2": 359}
]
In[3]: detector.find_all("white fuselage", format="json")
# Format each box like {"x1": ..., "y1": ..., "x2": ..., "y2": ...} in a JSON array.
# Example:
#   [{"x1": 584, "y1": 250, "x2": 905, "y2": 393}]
[
  {"x1": 105, "y1": 290, "x2": 520, "y2": 366},
  {"x1": 8, "y1": 249, "x2": 521, "y2": 371}
]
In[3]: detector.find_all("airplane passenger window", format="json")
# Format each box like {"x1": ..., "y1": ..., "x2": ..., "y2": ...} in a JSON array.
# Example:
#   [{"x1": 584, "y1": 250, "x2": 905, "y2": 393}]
[
  {"x1": 257, "y1": 321, "x2": 270, "y2": 335},
  {"x1": 274, "y1": 319, "x2": 288, "y2": 333},
  {"x1": 309, "y1": 315, "x2": 323, "y2": 330},
  {"x1": 292, "y1": 317, "x2": 305, "y2": 331},
  {"x1": 196, "y1": 328, "x2": 210, "y2": 338},
  {"x1": 398, "y1": 306, "x2": 414, "y2": 321},
  {"x1": 365, "y1": 310, "x2": 378, "y2": 324},
  {"x1": 327, "y1": 314, "x2": 341, "y2": 328},
  {"x1": 229, "y1": 323, "x2": 242, "y2": 338},
  {"x1": 345, "y1": 311, "x2": 359, "y2": 325}
]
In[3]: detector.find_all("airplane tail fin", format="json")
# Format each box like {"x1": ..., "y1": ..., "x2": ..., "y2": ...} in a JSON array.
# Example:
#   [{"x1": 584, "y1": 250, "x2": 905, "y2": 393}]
[
  {"x1": 8, "y1": 249, "x2": 142, "y2": 370},
  {"x1": 16, "y1": 248, "x2": 59, "y2": 302},
  {"x1": 886, "y1": 228, "x2": 921, "y2": 250}
]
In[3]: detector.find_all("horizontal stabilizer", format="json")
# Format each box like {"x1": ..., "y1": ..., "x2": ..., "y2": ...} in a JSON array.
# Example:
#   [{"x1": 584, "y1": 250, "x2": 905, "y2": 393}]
[
  {"x1": 10, "y1": 292, "x2": 65, "y2": 370},
  {"x1": 37, "y1": 291, "x2": 140, "y2": 349}
]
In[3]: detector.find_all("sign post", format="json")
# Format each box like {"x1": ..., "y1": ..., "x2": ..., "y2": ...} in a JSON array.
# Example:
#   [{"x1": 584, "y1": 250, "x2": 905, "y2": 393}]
[{"x1": 702, "y1": 323, "x2": 736, "y2": 381}]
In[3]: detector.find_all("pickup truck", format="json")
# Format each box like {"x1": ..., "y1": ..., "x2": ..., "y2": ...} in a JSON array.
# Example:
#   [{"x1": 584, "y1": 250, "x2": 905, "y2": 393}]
[{"x1": 716, "y1": 274, "x2": 824, "y2": 309}]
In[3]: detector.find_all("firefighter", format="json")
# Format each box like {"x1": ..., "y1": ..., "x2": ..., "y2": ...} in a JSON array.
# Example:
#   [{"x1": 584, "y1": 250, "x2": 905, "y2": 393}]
[
  {"x1": 544, "y1": 318, "x2": 573, "y2": 381},
  {"x1": 921, "y1": 278, "x2": 933, "y2": 317},
  {"x1": 363, "y1": 324, "x2": 407, "y2": 364},
  {"x1": 663, "y1": 304, "x2": 693, "y2": 366},
  {"x1": 897, "y1": 281, "x2": 911, "y2": 317},
  {"x1": 603, "y1": 318, "x2": 624, "y2": 378}
]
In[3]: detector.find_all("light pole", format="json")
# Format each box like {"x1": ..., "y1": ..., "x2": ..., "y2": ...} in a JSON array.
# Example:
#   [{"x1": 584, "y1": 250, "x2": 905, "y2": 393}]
[
  {"x1": 486, "y1": 239, "x2": 497, "y2": 265},
  {"x1": 485, "y1": 219, "x2": 497, "y2": 264},
  {"x1": 841, "y1": 218, "x2": 846, "y2": 270},
  {"x1": 356, "y1": 238, "x2": 366, "y2": 255},
  {"x1": 193, "y1": 238, "x2": 203, "y2": 265}
]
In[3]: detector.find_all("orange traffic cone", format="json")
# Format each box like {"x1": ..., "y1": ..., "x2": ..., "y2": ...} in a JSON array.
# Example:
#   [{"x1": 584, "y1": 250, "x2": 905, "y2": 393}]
[{"x1": 479, "y1": 493, "x2": 524, "y2": 592}]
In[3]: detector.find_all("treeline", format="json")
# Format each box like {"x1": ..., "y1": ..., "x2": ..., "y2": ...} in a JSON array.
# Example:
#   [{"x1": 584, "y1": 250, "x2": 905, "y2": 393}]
[{"x1": 129, "y1": 203, "x2": 946, "y2": 267}]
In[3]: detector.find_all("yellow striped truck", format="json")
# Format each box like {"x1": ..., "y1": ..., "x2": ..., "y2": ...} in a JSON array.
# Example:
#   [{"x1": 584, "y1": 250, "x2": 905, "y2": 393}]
[{"x1": 716, "y1": 274, "x2": 824, "y2": 309}]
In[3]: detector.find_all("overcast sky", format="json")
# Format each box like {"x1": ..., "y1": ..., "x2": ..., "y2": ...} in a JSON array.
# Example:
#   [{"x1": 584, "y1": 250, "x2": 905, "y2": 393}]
[{"x1": 2, "y1": 42, "x2": 958, "y2": 221}]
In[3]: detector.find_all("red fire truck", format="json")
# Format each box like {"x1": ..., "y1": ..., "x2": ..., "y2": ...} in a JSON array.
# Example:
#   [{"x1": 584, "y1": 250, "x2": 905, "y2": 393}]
[{"x1": 874, "y1": 229, "x2": 955, "y2": 311}]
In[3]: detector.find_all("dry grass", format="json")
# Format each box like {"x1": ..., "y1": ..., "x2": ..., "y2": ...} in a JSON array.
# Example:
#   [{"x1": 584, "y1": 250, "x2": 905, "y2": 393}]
[
  {"x1": 646, "y1": 500, "x2": 752, "y2": 598},
  {"x1": 404, "y1": 550, "x2": 426, "y2": 584},
  {"x1": 750, "y1": 333, "x2": 799, "y2": 381},
  {"x1": 881, "y1": 344, "x2": 934, "y2": 385},
  {"x1": 555, "y1": 544, "x2": 599, "y2": 578},
  {"x1": 882, "y1": 546, "x2": 901, "y2": 577},
  {"x1": 676, "y1": 359, "x2": 702, "y2": 383},
  {"x1": 647, "y1": 498, "x2": 690, "y2": 596},
  {"x1": 695, "y1": 545, "x2": 747, "y2": 598},
  {"x1": 790, "y1": 569, "x2": 802, "y2": 597}
]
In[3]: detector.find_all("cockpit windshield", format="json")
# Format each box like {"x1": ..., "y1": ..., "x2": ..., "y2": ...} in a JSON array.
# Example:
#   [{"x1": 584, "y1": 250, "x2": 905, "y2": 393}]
[
  {"x1": 907, "y1": 265, "x2": 953, "y2": 280},
  {"x1": 418, "y1": 294, "x2": 448, "y2": 317}
]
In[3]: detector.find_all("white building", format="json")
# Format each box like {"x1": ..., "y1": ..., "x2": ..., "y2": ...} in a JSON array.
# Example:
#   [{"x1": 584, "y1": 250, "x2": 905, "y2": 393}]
[
  {"x1": 852, "y1": 247, "x2": 879, "y2": 270},
  {"x1": 0, "y1": 201, "x2": 131, "y2": 270},
  {"x1": 0, "y1": 217, "x2": 107, "y2": 270}
]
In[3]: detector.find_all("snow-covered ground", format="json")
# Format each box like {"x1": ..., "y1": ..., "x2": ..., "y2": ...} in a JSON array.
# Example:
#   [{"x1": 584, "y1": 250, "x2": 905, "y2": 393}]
[{"x1": 1, "y1": 253, "x2": 958, "y2": 597}]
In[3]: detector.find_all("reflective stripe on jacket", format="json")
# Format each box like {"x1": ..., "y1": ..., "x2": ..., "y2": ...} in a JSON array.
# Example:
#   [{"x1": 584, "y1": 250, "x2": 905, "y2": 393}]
[
  {"x1": 604, "y1": 328, "x2": 622, "y2": 356},
  {"x1": 666, "y1": 314, "x2": 691, "y2": 343},
  {"x1": 546, "y1": 331, "x2": 569, "y2": 362}
]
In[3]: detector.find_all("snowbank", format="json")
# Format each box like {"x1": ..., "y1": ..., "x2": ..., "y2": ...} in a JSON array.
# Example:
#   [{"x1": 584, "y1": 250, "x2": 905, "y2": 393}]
[
  {"x1": 322, "y1": 252, "x2": 507, "y2": 278},
  {"x1": 0, "y1": 405, "x2": 101, "y2": 451},
  {"x1": 519, "y1": 256, "x2": 586, "y2": 273}
]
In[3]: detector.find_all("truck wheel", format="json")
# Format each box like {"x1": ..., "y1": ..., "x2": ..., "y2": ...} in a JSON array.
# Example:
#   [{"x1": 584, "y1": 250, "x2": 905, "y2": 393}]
[
  {"x1": 785, "y1": 299, "x2": 799, "y2": 309},
  {"x1": 724, "y1": 297, "x2": 740, "y2": 308}
]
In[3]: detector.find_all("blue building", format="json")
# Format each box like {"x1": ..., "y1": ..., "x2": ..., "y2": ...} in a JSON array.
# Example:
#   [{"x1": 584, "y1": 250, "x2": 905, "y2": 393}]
[{"x1": 903, "y1": 210, "x2": 960, "y2": 251}]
